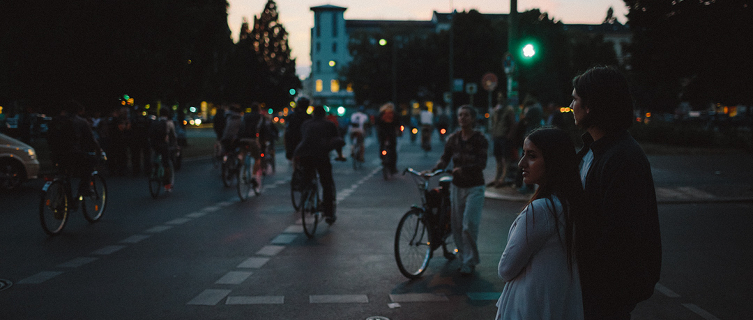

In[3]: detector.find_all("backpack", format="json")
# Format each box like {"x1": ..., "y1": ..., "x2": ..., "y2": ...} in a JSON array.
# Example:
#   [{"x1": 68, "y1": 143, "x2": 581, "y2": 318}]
[{"x1": 149, "y1": 118, "x2": 168, "y2": 146}]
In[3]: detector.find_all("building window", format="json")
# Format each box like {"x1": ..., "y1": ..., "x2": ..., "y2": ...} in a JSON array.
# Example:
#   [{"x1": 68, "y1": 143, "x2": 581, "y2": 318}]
[
  {"x1": 316, "y1": 42, "x2": 321, "y2": 53},
  {"x1": 316, "y1": 80, "x2": 323, "y2": 92},
  {"x1": 332, "y1": 42, "x2": 337, "y2": 53},
  {"x1": 330, "y1": 80, "x2": 340, "y2": 92},
  {"x1": 346, "y1": 83, "x2": 353, "y2": 92},
  {"x1": 332, "y1": 14, "x2": 338, "y2": 37}
]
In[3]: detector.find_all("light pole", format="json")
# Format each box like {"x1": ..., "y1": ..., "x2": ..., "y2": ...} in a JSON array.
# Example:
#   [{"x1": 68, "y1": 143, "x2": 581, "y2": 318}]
[{"x1": 507, "y1": 0, "x2": 519, "y2": 109}]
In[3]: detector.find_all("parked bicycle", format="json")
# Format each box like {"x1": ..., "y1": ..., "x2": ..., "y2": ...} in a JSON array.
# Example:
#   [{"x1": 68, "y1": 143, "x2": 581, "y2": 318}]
[
  {"x1": 39, "y1": 162, "x2": 108, "y2": 236},
  {"x1": 394, "y1": 168, "x2": 456, "y2": 279}
]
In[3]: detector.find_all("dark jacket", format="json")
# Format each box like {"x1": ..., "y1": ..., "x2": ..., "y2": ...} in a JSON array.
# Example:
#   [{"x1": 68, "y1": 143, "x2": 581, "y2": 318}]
[
  {"x1": 577, "y1": 131, "x2": 662, "y2": 311},
  {"x1": 285, "y1": 109, "x2": 312, "y2": 159},
  {"x1": 432, "y1": 130, "x2": 488, "y2": 188},
  {"x1": 293, "y1": 117, "x2": 341, "y2": 161}
]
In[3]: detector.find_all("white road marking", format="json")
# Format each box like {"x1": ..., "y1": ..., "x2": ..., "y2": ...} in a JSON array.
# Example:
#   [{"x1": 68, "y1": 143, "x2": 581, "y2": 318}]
[
  {"x1": 655, "y1": 283, "x2": 681, "y2": 298},
  {"x1": 271, "y1": 234, "x2": 297, "y2": 244},
  {"x1": 237, "y1": 257, "x2": 270, "y2": 269},
  {"x1": 187, "y1": 289, "x2": 232, "y2": 305},
  {"x1": 57, "y1": 257, "x2": 99, "y2": 268},
  {"x1": 309, "y1": 294, "x2": 369, "y2": 303},
  {"x1": 91, "y1": 245, "x2": 126, "y2": 255},
  {"x1": 145, "y1": 225, "x2": 173, "y2": 233},
  {"x1": 256, "y1": 245, "x2": 285, "y2": 256},
  {"x1": 186, "y1": 212, "x2": 208, "y2": 218},
  {"x1": 165, "y1": 218, "x2": 192, "y2": 225},
  {"x1": 119, "y1": 234, "x2": 151, "y2": 244},
  {"x1": 215, "y1": 271, "x2": 253, "y2": 285},
  {"x1": 226, "y1": 296, "x2": 284, "y2": 305},
  {"x1": 677, "y1": 187, "x2": 715, "y2": 199},
  {"x1": 202, "y1": 206, "x2": 221, "y2": 212},
  {"x1": 682, "y1": 303, "x2": 721, "y2": 320},
  {"x1": 284, "y1": 225, "x2": 303, "y2": 233},
  {"x1": 389, "y1": 293, "x2": 449, "y2": 302},
  {"x1": 17, "y1": 271, "x2": 64, "y2": 284}
]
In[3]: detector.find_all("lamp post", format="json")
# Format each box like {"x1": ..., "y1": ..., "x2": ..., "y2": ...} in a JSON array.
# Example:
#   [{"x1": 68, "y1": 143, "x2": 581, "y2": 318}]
[{"x1": 506, "y1": 0, "x2": 519, "y2": 109}]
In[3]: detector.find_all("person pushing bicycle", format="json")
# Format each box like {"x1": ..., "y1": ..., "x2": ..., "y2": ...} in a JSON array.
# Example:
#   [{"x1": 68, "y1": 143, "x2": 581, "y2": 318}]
[{"x1": 293, "y1": 105, "x2": 346, "y2": 224}]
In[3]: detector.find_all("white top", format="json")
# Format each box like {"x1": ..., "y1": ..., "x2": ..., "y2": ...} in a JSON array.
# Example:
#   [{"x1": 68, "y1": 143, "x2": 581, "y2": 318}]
[
  {"x1": 350, "y1": 111, "x2": 368, "y2": 132},
  {"x1": 496, "y1": 196, "x2": 584, "y2": 320},
  {"x1": 579, "y1": 149, "x2": 594, "y2": 188},
  {"x1": 420, "y1": 110, "x2": 433, "y2": 125}
]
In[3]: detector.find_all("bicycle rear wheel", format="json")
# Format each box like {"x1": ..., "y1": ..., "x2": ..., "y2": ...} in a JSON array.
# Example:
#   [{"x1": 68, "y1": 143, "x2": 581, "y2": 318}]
[
  {"x1": 148, "y1": 163, "x2": 162, "y2": 198},
  {"x1": 301, "y1": 187, "x2": 319, "y2": 239},
  {"x1": 237, "y1": 157, "x2": 253, "y2": 201},
  {"x1": 394, "y1": 208, "x2": 432, "y2": 279},
  {"x1": 221, "y1": 157, "x2": 237, "y2": 187},
  {"x1": 39, "y1": 180, "x2": 69, "y2": 235},
  {"x1": 290, "y1": 168, "x2": 304, "y2": 210},
  {"x1": 82, "y1": 173, "x2": 107, "y2": 222}
]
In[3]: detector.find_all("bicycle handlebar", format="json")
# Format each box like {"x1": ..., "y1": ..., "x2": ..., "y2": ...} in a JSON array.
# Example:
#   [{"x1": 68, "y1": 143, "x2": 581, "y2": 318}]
[{"x1": 403, "y1": 167, "x2": 448, "y2": 178}]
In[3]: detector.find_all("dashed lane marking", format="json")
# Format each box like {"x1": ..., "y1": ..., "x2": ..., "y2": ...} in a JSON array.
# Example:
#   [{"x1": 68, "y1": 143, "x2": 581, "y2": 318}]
[
  {"x1": 215, "y1": 271, "x2": 253, "y2": 285},
  {"x1": 202, "y1": 205, "x2": 222, "y2": 212},
  {"x1": 310, "y1": 294, "x2": 369, "y2": 304},
  {"x1": 17, "y1": 271, "x2": 64, "y2": 284},
  {"x1": 119, "y1": 234, "x2": 151, "y2": 244},
  {"x1": 226, "y1": 295, "x2": 284, "y2": 305},
  {"x1": 165, "y1": 217, "x2": 192, "y2": 225},
  {"x1": 187, "y1": 289, "x2": 232, "y2": 306},
  {"x1": 90, "y1": 245, "x2": 126, "y2": 255},
  {"x1": 256, "y1": 245, "x2": 285, "y2": 256},
  {"x1": 270, "y1": 234, "x2": 297, "y2": 245},
  {"x1": 237, "y1": 257, "x2": 270, "y2": 269},
  {"x1": 284, "y1": 225, "x2": 303, "y2": 233},
  {"x1": 186, "y1": 211, "x2": 208, "y2": 218},
  {"x1": 57, "y1": 257, "x2": 98, "y2": 268},
  {"x1": 145, "y1": 225, "x2": 173, "y2": 233},
  {"x1": 655, "y1": 283, "x2": 681, "y2": 298},
  {"x1": 389, "y1": 293, "x2": 449, "y2": 302}
]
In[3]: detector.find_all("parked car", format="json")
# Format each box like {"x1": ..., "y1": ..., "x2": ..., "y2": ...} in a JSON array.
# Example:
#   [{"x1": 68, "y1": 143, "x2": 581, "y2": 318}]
[{"x1": 0, "y1": 133, "x2": 40, "y2": 190}]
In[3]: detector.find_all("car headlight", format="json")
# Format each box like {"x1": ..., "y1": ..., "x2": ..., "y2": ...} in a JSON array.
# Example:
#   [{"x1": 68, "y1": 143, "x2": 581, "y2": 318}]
[{"x1": 26, "y1": 148, "x2": 36, "y2": 160}]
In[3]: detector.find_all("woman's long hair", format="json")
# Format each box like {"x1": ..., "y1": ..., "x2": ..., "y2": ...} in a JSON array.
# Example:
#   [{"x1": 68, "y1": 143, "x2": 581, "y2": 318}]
[{"x1": 524, "y1": 127, "x2": 587, "y2": 269}]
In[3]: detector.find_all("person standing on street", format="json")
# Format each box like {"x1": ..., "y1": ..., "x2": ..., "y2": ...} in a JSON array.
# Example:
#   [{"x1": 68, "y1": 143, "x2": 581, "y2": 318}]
[
  {"x1": 572, "y1": 66, "x2": 661, "y2": 320},
  {"x1": 427, "y1": 105, "x2": 488, "y2": 276}
]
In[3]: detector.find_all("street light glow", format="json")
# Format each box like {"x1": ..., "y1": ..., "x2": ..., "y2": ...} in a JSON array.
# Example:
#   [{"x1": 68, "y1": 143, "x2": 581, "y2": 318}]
[
  {"x1": 522, "y1": 44, "x2": 536, "y2": 58},
  {"x1": 379, "y1": 39, "x2": 387, "y2": 46}
]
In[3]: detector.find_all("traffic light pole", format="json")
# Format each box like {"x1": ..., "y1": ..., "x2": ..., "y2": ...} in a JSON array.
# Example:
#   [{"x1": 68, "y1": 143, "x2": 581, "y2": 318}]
[{"x1": 506, "y1": 0, "x2": 519, "y2": 109}]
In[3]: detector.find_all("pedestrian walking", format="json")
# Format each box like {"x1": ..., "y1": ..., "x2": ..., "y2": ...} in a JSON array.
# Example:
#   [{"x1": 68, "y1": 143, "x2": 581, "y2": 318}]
[{"x1": 572, "y1": 66, "x2": 661, "y2": 320}]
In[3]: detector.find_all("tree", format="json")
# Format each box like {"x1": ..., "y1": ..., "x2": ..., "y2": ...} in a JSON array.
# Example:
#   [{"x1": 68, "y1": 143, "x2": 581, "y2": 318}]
[
  {"x1": 237, "y1": 0, "x2": 300, "y2": 111},
  {"x1": 625, "y1": 0, "x2": 753, "y2": 110}
]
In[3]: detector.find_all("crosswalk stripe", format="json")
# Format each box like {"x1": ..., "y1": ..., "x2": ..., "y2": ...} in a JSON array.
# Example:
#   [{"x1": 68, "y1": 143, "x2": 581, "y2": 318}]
[
  {"x1": 187, "y1": 289, "x2": 232, "y2": 305},
  {"x1": 226, "y1": 295, "x2": 284, "y2": 305}
]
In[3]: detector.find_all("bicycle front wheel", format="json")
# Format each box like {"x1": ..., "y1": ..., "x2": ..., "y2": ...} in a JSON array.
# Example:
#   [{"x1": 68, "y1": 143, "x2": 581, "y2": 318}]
[
  {"x1": 237, "y1": 157, "x2": 253, "y2": 201},
  {"x1": 82, "y1": 173, "x2": 107, "y2": 222},
  {"x1": 39, "y1": 180, "x2": 69, "y2": 235},
  {"x1": 301, "y1": 187, "x2": 319, "y2": 239},
  {"x1": 394, "y1": 208, "x2": 432, "y2": 279}
]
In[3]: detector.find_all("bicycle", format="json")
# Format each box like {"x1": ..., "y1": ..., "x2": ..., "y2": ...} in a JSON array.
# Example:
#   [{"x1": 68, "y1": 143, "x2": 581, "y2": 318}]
[
  {"x1": 350, "y1": 131, "x2": 365, "y2": 170},
  {"x1": 237, "y1": 144, "x2": 261, "y2": 201},
  {"x1": 297, "y1": 167, "x2": 321, "y2": 239},
  {"x1": 39, "y1": 162, "x2": 108, "y2": 236},
  {"x1": 221, "y1": 147, "x2": 240, "y2": 187},
  {"x1": 380, "y1": 139, "x2": 396, "y2": 180},
  {"x1": 148, "y1": 148, "x2": 175, "y2": 198},
  {"x1": 290, "y1": 163, "x2": 304, "y2": 211},
  {"x1": 394, "y1": 168, "x2": 456, "y2": 279}
]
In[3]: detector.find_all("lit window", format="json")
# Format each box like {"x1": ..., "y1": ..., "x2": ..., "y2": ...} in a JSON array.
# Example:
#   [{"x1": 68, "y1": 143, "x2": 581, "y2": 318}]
[
  {"x1": 316, "y1": 80, "x2": 323, "y2": 92},
  {"x1": 331, "y1": 80, "x2": 340, "y2": 92},
  {"x1": 346, "y1": 83, "x2": 353, "y2": 92}
]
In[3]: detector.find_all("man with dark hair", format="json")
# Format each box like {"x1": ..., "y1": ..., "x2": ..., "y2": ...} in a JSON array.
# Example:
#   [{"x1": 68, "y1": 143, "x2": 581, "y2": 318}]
[
  {"x1": 285, "y1": 97, "x2": 312, "y2": 160},
  {"x1": 573, "y1": 66, "x2": 661, "y2": 320},
  {"x1": 294, "y1": 105, "x2": 346, "y2": 224}
]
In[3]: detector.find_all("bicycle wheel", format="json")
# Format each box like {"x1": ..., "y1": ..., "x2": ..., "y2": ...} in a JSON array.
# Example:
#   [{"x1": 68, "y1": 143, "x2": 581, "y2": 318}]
[
  {"x1": 39, "y1": 180, "x2": 69, "y2": 235},
  {"x1": 237, "y1": 157, "x2": 253, "y2": 201},
  {"x1": 301, "y1": 186, "x2": 319, "y2": 239},
  {"x1": 394, "y1": 208, "x2": 432, "y2": 279},
  {"x1": 221, "y1": 158, "x2": 237, "y2": 187},
  {"x1": 290, "y1": 168, "x2": 304, "y2": 210},
  {"x1": 82, "y1": 173, "x2": 107, "y2": 223}
]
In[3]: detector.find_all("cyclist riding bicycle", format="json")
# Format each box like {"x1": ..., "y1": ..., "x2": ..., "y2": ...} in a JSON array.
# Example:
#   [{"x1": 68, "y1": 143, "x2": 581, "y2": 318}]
[
  {"x1": 293, "y1": 105, "x2": 346, "y2": 224},
  {"x1": 376, "y1": 102, "x2": 400, "y2": 174},
  {"x1": 148, "y1": 107, "x2": 178, "y2": 192},
  {"x1": 349, "y1": 105, "x2": 368, "y2": 162},
  {"x1": 47, "y1": 100, "x2": 101, "y2": 197}
]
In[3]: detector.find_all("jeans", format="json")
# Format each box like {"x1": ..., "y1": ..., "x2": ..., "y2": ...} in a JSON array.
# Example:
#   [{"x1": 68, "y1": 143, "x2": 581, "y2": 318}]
[{"x1": 450, "y1": 184, "x2": 485, "y2": 267}]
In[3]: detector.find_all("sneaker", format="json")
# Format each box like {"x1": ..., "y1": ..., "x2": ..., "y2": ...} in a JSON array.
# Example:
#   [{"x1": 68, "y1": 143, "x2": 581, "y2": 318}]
[
  {"x1": 324, "y1": 214, "x2": 337, "y2": 225},
  {"x1": 334, "y1": 156, "x2": 347, "y2": 162},
  {"x1": 459, "y1": 265, "x2": 475, "y2": 276}
]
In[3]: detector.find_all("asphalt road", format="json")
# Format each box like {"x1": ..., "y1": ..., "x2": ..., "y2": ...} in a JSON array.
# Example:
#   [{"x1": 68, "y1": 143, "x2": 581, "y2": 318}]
[{"x1": 1, "y1": 132, "x2": 751, "y2": 320}]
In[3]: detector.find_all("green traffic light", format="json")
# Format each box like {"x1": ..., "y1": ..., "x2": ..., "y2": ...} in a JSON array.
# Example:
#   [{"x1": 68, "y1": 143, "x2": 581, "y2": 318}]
[
  {"x1": 522, "y1": 44, "x2": 536, "y2": 58},
  {"x1": 289, "y1": 88, "x2": 296, "y2": 95}
]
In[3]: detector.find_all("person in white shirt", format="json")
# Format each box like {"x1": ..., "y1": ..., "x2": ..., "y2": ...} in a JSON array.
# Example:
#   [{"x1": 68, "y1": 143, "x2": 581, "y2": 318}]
[{"x1": 349, "y1": 106, "x2": 369, "y2": 162}]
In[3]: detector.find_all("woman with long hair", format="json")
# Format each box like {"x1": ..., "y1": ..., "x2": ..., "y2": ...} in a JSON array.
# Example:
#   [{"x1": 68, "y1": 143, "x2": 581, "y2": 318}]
[{"x1": 495, "y1": 127, "x2": 587, "y2": 319}]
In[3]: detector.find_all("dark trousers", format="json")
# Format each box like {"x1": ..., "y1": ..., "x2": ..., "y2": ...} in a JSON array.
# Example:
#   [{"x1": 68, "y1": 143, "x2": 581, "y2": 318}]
[
  {"x1": 583, "y1": 296, "x2": 637, "y2": 320},
  {"x1": 301, "y1": 157, "x2": 335, "y2": 217}
]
